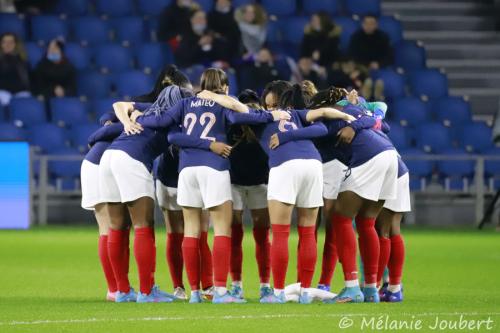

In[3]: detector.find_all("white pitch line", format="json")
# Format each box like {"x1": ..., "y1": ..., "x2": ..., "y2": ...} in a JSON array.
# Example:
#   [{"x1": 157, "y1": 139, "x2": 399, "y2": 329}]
[{"x1": 1, "y1": 312, "x2": 500, "y2": 326}]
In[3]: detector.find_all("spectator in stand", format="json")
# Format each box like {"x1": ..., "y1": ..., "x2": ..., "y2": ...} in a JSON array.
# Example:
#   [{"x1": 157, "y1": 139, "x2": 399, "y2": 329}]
[
  {"x1": 0, "y1": 0, "x2": 16, "y2": 13},
  {"x1": 291, "y1": 57, "x2": 327, "y2": 89},
  {"x1": 348, "y1": 15, "x2": 392, "y2": 70},
  {"x1": 239, "y1": 47, "x2": 280, "y2": 93},
  {"x1": 234, "y1": 4, "x2": 267, "y2": 56},
  {"x1": 0, "y1": 33, "x2": 30, "y2": 106},
  {"x1": 158, "y1": 0, "x2": 200, "y2": 49},
  {"x1": 14, "y1": 0, "x2": 57, "y2": 14},
  {"x1": 33, "y1": 39, "x2": 77, "y2": 99},
  {"x1": 300, "y1": 12, "x2": 341, "y2": 67},
  {"x1": 174, "y1": 9, "x2": 230, "y2": 68},
  {"x1": 208, "y1": 0, "x2": 241, "y2": 59}
]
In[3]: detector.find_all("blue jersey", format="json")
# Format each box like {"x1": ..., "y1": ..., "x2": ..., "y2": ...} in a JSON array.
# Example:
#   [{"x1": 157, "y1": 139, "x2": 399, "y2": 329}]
[
  {"x1": 154, "y1": 147, "x2": 180, "y2": 188},
  {"x1": 84, "y1": 123, "x2": 123, "y2": 164},
  {"x1": 397, "y1": 156, "x2": 409, "y2": 178}
]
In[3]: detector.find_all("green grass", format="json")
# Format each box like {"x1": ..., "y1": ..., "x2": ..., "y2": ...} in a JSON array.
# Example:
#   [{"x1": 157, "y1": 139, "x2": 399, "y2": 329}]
[{"x1": 0, "y1": 226, "x2": 499, "y2": 333}]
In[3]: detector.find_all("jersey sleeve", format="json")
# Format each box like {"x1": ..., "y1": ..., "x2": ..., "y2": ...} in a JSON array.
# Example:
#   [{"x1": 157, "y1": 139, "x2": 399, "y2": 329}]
[
  {"x1": 349, "y1": 115, "x2": 376, "y2": 132},
  {"x1": 277, "y1": 121, "x2": 328, "y2": 145},
  {"x1": 98, "y1": 111, "x2": 118, "y2": 126},
  {"x1": 225, "y1": 108, "x2": 274, "y2": 125},
  {"x1": 167, "y1": 125, "x2": 212, "y2": 150},
  {"x1": 88, "y1": 123, "x2": 123, "y2": 146},
  {"x1": 133, "y1": 102, "x2": 153, "y2": 112},
  {"x1": 295, "y1": 109, "x2": 310, "y2": 124},
  {"x1": 136, "y1": 100, "x2": 183, "y2": 129}
]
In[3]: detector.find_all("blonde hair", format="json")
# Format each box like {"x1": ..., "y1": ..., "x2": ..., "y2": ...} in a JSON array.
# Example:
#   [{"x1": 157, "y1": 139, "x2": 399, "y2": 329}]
[
  {"x1": 235, "y1": 4, "x2": 268, "y2": 26},
  {"x1": 200, "y1": 68, "x2": 229, "y2": 94},
  {"x1": 301, "y1": 80, "x2": 318, "y2": 100}
]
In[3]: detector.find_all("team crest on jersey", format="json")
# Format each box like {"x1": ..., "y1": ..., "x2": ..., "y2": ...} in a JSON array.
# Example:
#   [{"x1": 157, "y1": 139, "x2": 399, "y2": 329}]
[{"x1": 191, "y1": 99, "x2": 216, "y2": 108}]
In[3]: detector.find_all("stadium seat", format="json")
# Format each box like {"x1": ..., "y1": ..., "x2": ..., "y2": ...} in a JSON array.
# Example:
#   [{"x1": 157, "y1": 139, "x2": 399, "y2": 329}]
[
  {"x1": 0, "y1": 124, "x2": 27, "y2": 141},
  {"x1": 25, "y1": 42, "x2": 44, "y2": 68},
  {"x1": 460, "y1": 122, "x2": 493, "y2": 153},
  {"x1": 31, "y1": 15, "x2": 68, "y2": 43},
  {"x1": 111, "y1": 17, "x2": 146, "y2": 45},
  {"x1": 50, "y1": 98, "x2": 89, "y2": 127},
  {"x1": 485, "y1": 147, "x2": 500, "y2": 190},
  {"x1": 386, "y1": 122, "x2": 410, "y2": 150},
  {"x1": 394, "y1": 40, "x2": 426, "y2": 72},
  {"x1": 196, "y1": 0, "x2": 214, "y2": 12},
  {"x1": 437, "y1": 148, "x2": 475, "y2": 191},
  {"x1": 0, "y1": 14, "x2": 26, "y2": 39},
  {"x1": 91, "y1": 98, "x2": 120, "y2": 120},
  {"x1": 282, "y1": 16, "x2": 309, "y2": 44},
  {"x1": 392, "y1": 97, "x2": 430, "y2": 127},
  {"x1": 28, "y1": 123, "x2": 68, "y2": 152},
  {"x1": 95, "y1": 0, "x2": 135, "y2": 17},
  {"x1": 432, "y1": 96, "x2": 471, "y2": 127},
  {"x1": 233, "y1": 0, "x2": 255, "y2": 7},
  {"x1": 378, "y1": 16, "x2": 403, "y2": 45},
  {"x1": 10, "y1": 98, "x2": 46, "y2": 127},
  {"x1": 135, "y1": 43, "x2": 173, "y2": 72},
  {"x1": 48, "y1": 147, "x2": 83, "y2": 191},
  {"x1": 138, "y1": 0, "x2": 172, "y2": 15},
  {"x1": 372, "y1": 69, "x2": 405, "y2": 100},
  {"x1": 72, "y1": 17, "x2": 111, "y2": 45},
  {"x1": 114, "y1": 71, "x2": 153, "y2": 98},
  {"x1": 64, "y1": 43, "x2": 90, "y2": 70},
  {"x1": 77, "y1": 72, "x2": 112, "y2": 99},
  {"x1": 52, "y1": 0, "x2": 89, "y2": 16},
  {"x1": 71, "y1": 124, "x2": 100, "y2": 151},
  {"x1": 303, "y1": 0, "x2": 340, "y2": 16},
  {"x1": 227, "y1": 71, "x2": 239, "y2": 96},
  {"x1": 262, "y1": 0, "x2": 296, "y2": 16},
  {"x1": 334, "y1": 17, "x2": 361, "y2": 51},
  {"x1": 184, "y1": 65, "x2": 206, "y2": 86},
  {"x1": 345, "y1": 0, "x2": 381, "y2": 16},
  {"x1": 266, "y1": 20, "x2": 282, "y2": 43},
  {"x1": 400, "y1": 148, "x2": 434, "y2": 190},
  {"x1": 409, "y1": 69, "x2": 448, "y2": 99},
  {"x1": 94, "y1": 44, "x2": 133, "y2": 72},
  {"x1": 416, "y1": 123, "x2": 452, "y2": 153}
]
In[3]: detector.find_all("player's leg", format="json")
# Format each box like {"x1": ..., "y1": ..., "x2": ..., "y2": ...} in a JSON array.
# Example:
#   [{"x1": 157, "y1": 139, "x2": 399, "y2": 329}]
[
  {"x1": 297, "y1": 206, "x2": 319, "y2": 304},
  {"x1": 200, "y1": 211, "x2": 214, "y2": 299},
  {"x1": 318, "y1": 198, "x2": 338, "y2": 291},
  {"x1": 94, "y1": 203, "x2": 117, "y2": 301},
  {"x1": 182, "y1": 206, "x2": 203, "y2": 303},
  {"x1": 230, "y1": 209, "x2": 244, "y2": 297},
  {"x1": 387, "y1": 212, "x2": 405, "y2": 302},
  {"x1": 164, "y1": 208, "x2": 186, "y2": 299},
  {"x1": 250, "y1": 207, "x2": 271, "y2": 297},
  {"x1": 375, "y1": 208, "x2": 393, "y2": 298}
]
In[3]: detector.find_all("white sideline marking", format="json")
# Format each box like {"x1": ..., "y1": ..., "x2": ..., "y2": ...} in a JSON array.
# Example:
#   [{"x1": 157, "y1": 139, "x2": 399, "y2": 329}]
[{"x1": 2, "y1": 312, "x2": 500, "y2": 326}]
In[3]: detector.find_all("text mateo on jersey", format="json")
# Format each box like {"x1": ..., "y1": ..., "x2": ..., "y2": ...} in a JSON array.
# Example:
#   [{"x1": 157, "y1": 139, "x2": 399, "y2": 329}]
[{"x1": 191, "y1": 99, "x2": 216, "y2": 108}]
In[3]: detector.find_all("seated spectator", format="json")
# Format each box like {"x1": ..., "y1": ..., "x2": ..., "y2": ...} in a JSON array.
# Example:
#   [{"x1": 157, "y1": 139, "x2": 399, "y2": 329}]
[
  {"x1": 208, "y1": 0, "x2": 241, "y2": 59},
  {"x1": 328, "y1": 60, "x2": 384, "y2": 101},
  {"x1": 348, "y1": 15, "x2": 392, "y2": 70},
  {"x1": 234, "y1": 4, "x2": 267, "y2": 56},
  {"x1": 0, "y1": 32, "x2": 30, "y2": 106},
  {"x1": 158, "y1": 0, "x2": 200, "y2": 48},
  {"x1": 239, "y1": 47, "x2": 280, "y2": 93},
  {"x1": 300, "y1": 12, "x2": 341, "y2": 67},
  {"x1": 14, "y1": 0, "x2": 57, "y2": 14},
  {"x1": 291, "y1": 57, "x2": 327, "y2": 89},
  {"x1": 174, "y1": 10, "x2": 230, "y2": 68},
  {"x1": 0, "y1": 0, "x2": 16, "y2": 13},
  {"x1": 33, "y1": 39, "x2": 77, "y2": 99}
]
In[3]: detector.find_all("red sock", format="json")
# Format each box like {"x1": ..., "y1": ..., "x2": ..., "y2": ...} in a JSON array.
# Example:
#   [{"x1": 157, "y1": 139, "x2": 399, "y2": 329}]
[
  {"x1": 297, "y1": 226, "x2": 317, "y2": 288},
  {"x1": 167, "y1": 232, "x2": 184, "y2": 288},
  {"x1": 388, "y1": 234, "x2": 405, "y2": 285},
  {"x1": 318, "y1": 224, "x2": 338, "y2": 286},
  {"x1": 200, "y1": 231, "x2": 213, "y2": 289},
  {"x1": 252, "y1": 227, "x2": 270, "y2": 284},
  {"x1": 230, "y1": 224, "x2": 244, "y2": 282},
  {"x1": 107, "y1": 229, "x2": 130, "y2": 293},
  {"x1": 377, "y1": 237, "x2": 391, "y2": 286},
  {"x1": 296, "y1": 236, "x2": 302, "y2": 283},
  {"x1": 133, "y1": 227, "x2": 155, "y2": 295},
  {"x1": 182, "y1": 237, "x2": 200, "y2": 291},
  {"x1": 271, "y1": 224, "x2": 290, "y2": 289},
  {"x1": 213, "y1": 235, "x2": 231, "y2": 287},
  {"x1": 122, "y1": 228, "x2": 130, "y2": 276},
  {"x1": 151, "y1": 228, "x2": 156, "y2": 287},
  {"x1": 355, "y1": 216, "x2": 380, "y2": 285},
  {"x1": 98, "y1": 235, "x2": 117, "y2": 292},
  {"x1": 333, "y1": 214, "x2": 358, "y2": 281}
]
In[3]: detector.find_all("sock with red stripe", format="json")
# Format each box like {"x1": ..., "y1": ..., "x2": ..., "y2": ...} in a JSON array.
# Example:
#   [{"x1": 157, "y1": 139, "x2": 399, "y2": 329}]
[
  {"x1": 98, "y1": 235, "x2": 117, "y2": 292},
  {"x1": 134, "y1": 227, "x2": 155, "y2": 295},
  {"x1": 271, "y1": 224, "x2": 290, "y2": 290},
  {"x1": 377, "y1": 236, "x2": 391, "y2": 286},
  {"x1": 252, "y1": 226, "x2": 270, "y2": 284},
  {"x1": 318, "y1": 224, "x2": 338, "y2": 286},
  {"x1": 333, "y1": 214, "x2": 358, "y2": 284},
  {"x1": 167, "y1": 232, "x2": 184, "y2": 288},
  {"x1": 355, "y1": 216, "x2": 380, "y2": 286},
  {"x1": 388, "y1": 234, "x2": 405, "y2": 286},
  {"x1": 200, "y1": 231, "x2": 213, "y2": 289},
  {"x1": 297, "y1": 225, "x2": 317, "y2": 288},
  {"x1": 230, "y1": 224, "x2": 244, "y2": 282},
  {"x1": 107, "y1": 229, "x2": 130, "y2": 293},
  {"x1": 213, "y1": 235, "x2": 231, "y2": 288},
  {"x1": 182, "y1": 237, "x2": 201, "y2": 291}
]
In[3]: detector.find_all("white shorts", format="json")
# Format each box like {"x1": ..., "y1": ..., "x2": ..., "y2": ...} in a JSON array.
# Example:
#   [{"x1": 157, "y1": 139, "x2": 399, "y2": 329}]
[
  {"x1": 81, "y1": 160, "x2": 101, "y2": 210},
  {"x1": 267, "y1": 159, "x2": 323, "y2": 208},
  {"x1": 383, "y1": 173, "x2": 411, "y2": 212},
  {"x1": 99, "y1": 150, "x2": 155, "y2": 203},
  {"x1": 155, "y1": 180, "x2": 181, "y2": 211},
  {"x1": 322, "y1": 159, "x2": 347, "y2": 200},
  {"x1": 232, "y1": 184, "x2": 268, "y2": 211},
  {"x1": 177, "y1": 166, "x2": 232, "y2": 209},
  {"x1": 340, "y1": 150, "x2": 398, "y2": 201}
]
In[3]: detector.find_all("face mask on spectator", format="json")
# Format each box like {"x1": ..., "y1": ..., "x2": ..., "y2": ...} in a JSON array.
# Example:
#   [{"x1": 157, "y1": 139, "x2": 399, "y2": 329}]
[
  {"x1": 216, "y1": 4, "x2": 231, "y2": 13},
  {"x1": 193, "y1": 24, "x2": 206, "y2": 34},
  {"x1": 47, "y1": 53, "x2": 61, "y2": 62}
]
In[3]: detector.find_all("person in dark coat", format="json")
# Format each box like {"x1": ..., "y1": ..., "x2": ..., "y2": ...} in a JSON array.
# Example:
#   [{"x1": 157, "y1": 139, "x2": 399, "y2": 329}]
[
  {"x1": 208, "y1": 0, "x2": 241, "y2": 59},
  {"x1": 300, "y1": 11, "x2": 341, "y2": 67},
  {"x1": 0, "y1": 32, "x2": 30, "y2": 105}
]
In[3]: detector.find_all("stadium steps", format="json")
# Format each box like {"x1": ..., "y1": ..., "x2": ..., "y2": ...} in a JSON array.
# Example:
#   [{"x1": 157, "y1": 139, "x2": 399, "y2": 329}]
[
  {"x1": 382, "y1": 1, "x2": 491, "y2": 16},
  {"x1": 405, "y1": 31, "x2": 500, "y2": 44}
]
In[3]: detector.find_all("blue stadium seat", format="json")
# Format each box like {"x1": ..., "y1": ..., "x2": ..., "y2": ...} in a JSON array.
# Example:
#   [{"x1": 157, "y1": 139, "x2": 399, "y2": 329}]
[
  {"x1": 372, "y1": 69, "x2": 405, "y2": 100},
  {"x1": 386, "y1": 122, "x2": 410, "y2": 150},
  {"x1": 94, "y1": 44, "x2": 133, "y2": 72},
  {"x1": 111, "y1": 17, "x2": 146, "y2": 45},
  {"x1": 303, "y1": 0, "x2": 340, "y2": 15},
  {"x1": 184, "y1": 65, "x2": 206, "y2": 86},
  {"x1": 91, "y1": 98, "x2": 120, "y2": 120},
  {"x1": 10, "y1": 98, "x2": 46, "y2": 127},
  {"x1": 282, "y1": 16, "x2": 309, "y2": 44},
  {"x1": 485, "y1": 147, "x2": 500, "y2": 190},
  {"x1": 138, "y1": 0, "x2": 172, "y2": 15},
  {"x1": 96, "y1": 0, "x2": 135, "y2": 17},
  {"x1": 114, "y1": 71, "x2": 153, "y2": 98},
  {"x1": 0, "y1": 124, "x2": 27, "y2": 141},
  {"x1": 25, "y1": 42, "x2": 44, "y2": 68},
  {"x1": 416, "y1": 123, "x2": 452, "y2": 153},
  {"x1": 345, "y1": 0, "x2": 381, "y2": 16},
  {"x1": 77, "y1": 72, "x2": 112, "y2": 98},
  {"x1": 392, "y1": 97, "x2": 429, "y2": 127},
  {"x1": 50, "y1": 98, "x2": 89, "y2": 127},
  {"x1": 437, "y1": 148, "x2": 474, "y2": 191},
  {"x1": 409, "y1": 69, "x2": 448, "y2": 99},
  {"x1": 262, "y1": 0, "x2": 296, "y2": 16},
  {"x1": 233, "y1": 0, "x2": 255, "y2": 7},
  {"x1": 432, "y1": 96, "x2": 471, "y2": 127},
  {"x1": 71, "y1": 124, "x2": 100, "y2": 151},
  {"x1": 197, "y1": 0, "x2": 214, "y2": 12},
  {"x1": 0, "y1": 14, "x2": 26, "y2": 39},
  {"x1": 31, "y1": 15, "x2": 68, "y2": 43},
  {"x1": 28, "y1": 123, "x2": 68, "y2": 152},
  {"x1": 394, "y1": 40, "x2": 426, "y2": 72},
  {"x1": 53, "y1": 0, "x2": 89, "y2": 15},
  {"x1": 460, "y1": 122, "x2": 493, "y2": 153},
  {"x1": 64, "y1": 43, "x2": 90, "y2": 70},
  {"x1": 378, "y1": 16, "x2": 403, "y2": 45},
  {"x1": 0, "y1": 104, "x2": 4, "y2": 122},
  {"x1": 72, "y1": 17, "x2": 111, "y2": 45},
  {"x1": 48, "y1": 147, "x2": 83, "y2": 190},
  {"x1": 135, "y1": 43, "x2": 173, "y2": 72},
  {"x1": 266, "y1": 20, "x2": 282, "y2": 43},
  {"x1": 400, "y1": 148, "x2": 434, "y2": 190},
  {"x1": 227, "y1": 71, "x2": 239, "y2": 96},
  {"x1": 334, "y1": 17, "x2": 361, "y2": 51}
]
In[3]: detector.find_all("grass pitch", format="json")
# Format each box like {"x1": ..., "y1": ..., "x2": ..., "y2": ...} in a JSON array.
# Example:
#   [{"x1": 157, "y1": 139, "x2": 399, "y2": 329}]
[{"x1": 0, "y1": 226, "x2": 499, "y2": 333}]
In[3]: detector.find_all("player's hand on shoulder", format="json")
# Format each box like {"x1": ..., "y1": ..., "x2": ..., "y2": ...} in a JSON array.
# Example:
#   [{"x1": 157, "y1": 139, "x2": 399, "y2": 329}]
[
  {"x1": 124, "y1": 121, "x2": 143, "y2": 135},
  {"x1": 271, "y1": 110, "x2": 291, "y2": 121},
  {"x1": 130, "y1": 110, "x2": 143, "y2": 123},
  {"x1": 269, "y1": 133, "x2": 280, "y2": 149},
  {"x1": 337, "y1": 126, "x2": 355, "y2": 145},
  {"x1": 210, "y1": 141, "x2": 232, "y2": 158},
  {"x1": 343, "y1": 113, "x2": 356, "y2": 122}
]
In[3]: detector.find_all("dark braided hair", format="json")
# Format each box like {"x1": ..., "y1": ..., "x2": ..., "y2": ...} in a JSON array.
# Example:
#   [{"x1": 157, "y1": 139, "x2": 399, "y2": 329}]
[
  {"x1": 278, "y1": 84, "x2": 307, "y2": 110},
  {"x1": 307, "y1": 86, "x2": 347, "y2": 109}
]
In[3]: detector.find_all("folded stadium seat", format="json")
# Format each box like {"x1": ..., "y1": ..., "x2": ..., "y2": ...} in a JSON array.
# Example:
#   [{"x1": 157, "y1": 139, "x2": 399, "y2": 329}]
[
  {"x1": 262, "y1": 0, "x2": 296, "y2": 16},
  {"x1": 303, "y1": 0, "x2": 340, "y2": 16},
  {"x1": 392, "y1": 97, "x2": 430, "y2": 127},
  {"x1": 10, "y1": 97, "x2": 47, "y2": 127},
  {"x1": 0, "y1": 13, "x2": 26, "y2": 39},
  {"x1": 409, "y1": 69, "x2": 448, "y2": 100},
  {"x1": 48, "y1": 147, "x2": 83, "y2": 191},
  {"x1": 135, "y1": 43, "x2": 173, "y2": 73},
  {"x1": 196, "y1": 0, "x2": 214, "y2": 12},
  {"x1": 432, "y1": 96, "x2": 471, "y2": 128},
  {"x1": 52, "y1": 0, "x2": 89, "y2": 16},
  {"x1": 377, "y1": 16, "x2": 403, "y2": 45},
  {"x1": 386, "y1": 121, "x2": 410, "y2": 150},
  {"x1": 50, "y1": 98, "x2": 89, "y2": 128},
  {"x1": 0, "y1": 124, "x2": 28, "y2": 141},
  {"x1": 227, "y1": 71, "x2": 239, "y2": 96},
  {"x1": 399, "y1": 148, "x2": 434, "y2": 190},
  {"x1": 111, "y1": 16, "x2": 146, "y2": 45},
  {"x1": 28, "y1": 123, "x2": 68, "y2": 153},
  {"x1": 137, "y1": 0, "x2": 172, "y2": 16},
  {"x1": 94, "y1": 44, "x2": 133, "y2": 73},
  {"x1": 460, "y1": 121, "x2": 493, "y2": 153},
  {"x1": 72, "y1": 17, "x2": 111, "y2": 45},
  {"x1": 345, "y1": 0, "x2": 381, "y2": 17},
  {"x1": 233, "y1": 0, "x2": 256, "y2": 7},
  {"x1": 282, "y1": 16, "x2": 309, "y2": 45},
  {"x1": 484, "y1": 147, "x2": 500, "y2": 191},
  {"x1": 91, "y1": 97, "x2": 120, "y2": 121},
  {"x1": 334, "y1": 17, "x2": 361, "y2": 52},
  {"x1": 436, "y1": 147, "x2": 475, "y2": 191},
  {"x1": 71, "y1": 123, "x2": 100, "y2": 152},
  {"x1": 184, "y1": 65, "x2": 206, "y2": 86},
  {"x1": 77, "y1": 72, "x2": 112, "y2": 99},
  {"x1": 24, "y1": 42, "x2": 44, "y2": 68},
  {"x1": 64, "y1": 43, "x2": 90, "y2": 70},
  {"x1": 114, "y1": 71, "x2": 153, "y2": 99},
  {"x1": 31, "y1": 15, "x2": 68, "y2": 44},
  {"x1": 266, "y1": 20, "x2": 282, "y2": 44},
  {"x1": 95, "y1": 0, "x2": 135, "y2": 17},
  {"x1": 394, "y1": 40, "x2": 426, "y2": 73},
  {"x1": 416, "y1": 122, "x2": 452, "y2": 153},
  {"x1": 371, "y1": 69, "x2": 406, "y2": 101}
]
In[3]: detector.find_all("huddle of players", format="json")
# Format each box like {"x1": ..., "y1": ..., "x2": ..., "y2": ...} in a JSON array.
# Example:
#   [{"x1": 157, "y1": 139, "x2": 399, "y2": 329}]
[{"x1": 80, "y1": 65, "x2": 408, "y2": 304}]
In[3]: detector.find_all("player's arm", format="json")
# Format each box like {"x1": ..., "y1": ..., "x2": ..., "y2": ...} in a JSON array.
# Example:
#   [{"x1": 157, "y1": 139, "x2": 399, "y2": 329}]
[
  {"x1": 367, "y1": 101, "x2": 388, "y2": 119},
  {"x1": 197, "y1": 90, "x2": 249, "y2": 113},
  {"x1": 226, "y1": 109, "x2": 290, "y2": 125},
  {"x1": 99, "y1": 111, "x2": 118, "y2": 126},
  {"x1": 305, "y1": 107, "x2": 356, "y2": 123},
  {"x1": 270, "y1": 121, "x2": 328, "y2": 149},
  {"x1": 113, "y1": 101, "x2": 151, "y2": 135},
  {"x1": 87, "y1": 123, "x2": 124, "y2": 147},
  {"x1": 135, "y1": 101, "x2": 182, "y2": 130},
  {"x1": 167, "y1": 125, "x2": 233, "y2": 158}
]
